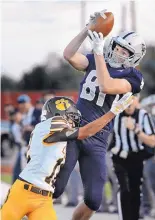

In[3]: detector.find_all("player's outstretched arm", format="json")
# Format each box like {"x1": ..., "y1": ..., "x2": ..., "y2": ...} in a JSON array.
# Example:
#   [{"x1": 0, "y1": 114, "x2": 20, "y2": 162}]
[
  {"x1": 63, "y1": 13, "x2": 92, "y2": 71},
  {"x1": 88, "y1": 30, "x2": 132, "y2": 94},
  {"x1": 63, "y1": 27, "x2": 89, "y2": 71},
  {"x1": 78, "y1": 93, "x2": 133, "y2": 140},
  {"x1": 63, "y1": 11, "x2": 105, "y2": 71},
  {"x1": 42, "y1": 94, "x2": 132, "y2": 144}
]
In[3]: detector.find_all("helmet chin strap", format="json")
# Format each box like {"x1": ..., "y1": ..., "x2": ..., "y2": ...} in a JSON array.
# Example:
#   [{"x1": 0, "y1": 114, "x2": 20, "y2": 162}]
[{"x1": 108, "y1": 61, "x2": 122, "y2": 68}]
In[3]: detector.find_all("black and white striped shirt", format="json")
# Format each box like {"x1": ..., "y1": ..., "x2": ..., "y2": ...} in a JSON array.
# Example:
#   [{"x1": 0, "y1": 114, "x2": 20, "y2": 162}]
[{"x1": 110, "y1": 108, "x2": 155, "y2": 158}]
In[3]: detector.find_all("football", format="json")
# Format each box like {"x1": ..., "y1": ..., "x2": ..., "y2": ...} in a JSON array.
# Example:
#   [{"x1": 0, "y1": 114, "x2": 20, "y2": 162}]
[{"x1": 89, "y1": 12, "x2": 114, "y2": 37}]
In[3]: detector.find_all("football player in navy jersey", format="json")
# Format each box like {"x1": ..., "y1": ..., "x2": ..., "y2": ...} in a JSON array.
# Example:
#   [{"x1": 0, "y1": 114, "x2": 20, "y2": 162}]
[{"x1": 53, "y1": 10, "x2": 146, "y2": 220}]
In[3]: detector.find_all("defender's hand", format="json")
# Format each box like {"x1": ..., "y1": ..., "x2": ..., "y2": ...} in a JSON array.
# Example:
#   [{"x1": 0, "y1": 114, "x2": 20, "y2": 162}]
[
  {"x1": 110, "y1": 93, "x2": 133, "y2": 116},
  {"x1": 88, "y1": 30, "x2": 104, "y2": 55}
]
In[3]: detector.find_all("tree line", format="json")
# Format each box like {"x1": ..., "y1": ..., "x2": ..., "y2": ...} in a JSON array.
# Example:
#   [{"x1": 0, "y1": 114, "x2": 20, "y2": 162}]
[{"x1": 1, "y1": 47, "x2": 155, "y2": 97}]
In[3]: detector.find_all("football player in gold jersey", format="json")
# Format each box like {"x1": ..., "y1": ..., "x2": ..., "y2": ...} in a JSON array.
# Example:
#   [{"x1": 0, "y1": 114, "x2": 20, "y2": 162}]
[{"x1": 1, "y1": 93, "x2": 132, "y2": 220}]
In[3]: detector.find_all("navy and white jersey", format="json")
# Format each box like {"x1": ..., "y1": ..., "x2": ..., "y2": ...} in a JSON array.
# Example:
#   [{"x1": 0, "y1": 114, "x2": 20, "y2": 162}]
[{"x1": 76, "y1": 54, "x2": 144, "y2": 133}]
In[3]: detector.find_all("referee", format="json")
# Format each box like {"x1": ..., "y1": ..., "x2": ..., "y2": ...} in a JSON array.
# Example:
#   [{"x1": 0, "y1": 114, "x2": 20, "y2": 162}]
[{"x1": 109, "y1": 95, "x2": 155, "y2": 220}]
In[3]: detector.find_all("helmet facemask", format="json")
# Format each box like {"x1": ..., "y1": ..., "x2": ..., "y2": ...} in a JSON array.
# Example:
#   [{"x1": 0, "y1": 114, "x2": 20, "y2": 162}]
[
  {"x1": 63, "y1": 102, "x2": 81, "y2": 128},
  {"x1": 106, "y1": 38, "x2": 135, "y2": 68},
  {"x1": 104, "y1": 31, "x2": 146, "y2": 69},
  {"x1": 65, "y1": 111, "x2": 81, "y2": 128}
]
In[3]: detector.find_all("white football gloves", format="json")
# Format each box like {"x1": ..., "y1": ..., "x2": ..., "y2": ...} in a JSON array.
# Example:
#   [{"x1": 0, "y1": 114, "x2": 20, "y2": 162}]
[
  {"x1": 110, "y1": 92, "x2": 133, "y2": 116},
  {"x1": 86, "y1": 10, "x2": 107, "y2": 56},
  {"x1": 88, "y1": 30, "x2": 104, "y2": 56},
  {"x1": 86, "y1": 9, "x2": 107, "y2": 29}
]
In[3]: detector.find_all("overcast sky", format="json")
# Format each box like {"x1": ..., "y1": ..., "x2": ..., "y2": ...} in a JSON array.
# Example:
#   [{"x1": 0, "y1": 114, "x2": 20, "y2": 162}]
[{"x1": 1, "y1": 0, "x2": 155, "y2": 79}]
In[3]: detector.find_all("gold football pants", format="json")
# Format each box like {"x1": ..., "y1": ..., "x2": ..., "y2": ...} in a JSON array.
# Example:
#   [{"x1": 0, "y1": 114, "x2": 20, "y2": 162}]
[{"x1": 1, "y1": 179, "x2": 57, "y2": 220}]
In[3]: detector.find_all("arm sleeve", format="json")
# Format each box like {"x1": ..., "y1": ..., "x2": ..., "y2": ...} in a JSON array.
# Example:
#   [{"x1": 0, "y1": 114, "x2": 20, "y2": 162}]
[
  {"x1": 125, "y1": 69, "x2": 144, "y2": 94},
  {"x1": 143, "y1": 113, "x2": 155, "y2": 135},
  {"x1": 42, "y1": 128, "x2": 79, "y2": 144}
]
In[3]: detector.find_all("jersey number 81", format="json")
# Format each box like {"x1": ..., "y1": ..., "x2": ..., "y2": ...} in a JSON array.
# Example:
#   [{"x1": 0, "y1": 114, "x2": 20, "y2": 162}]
[{"x1": 80, "y1": 70, "x2": 106, "y2": 107}]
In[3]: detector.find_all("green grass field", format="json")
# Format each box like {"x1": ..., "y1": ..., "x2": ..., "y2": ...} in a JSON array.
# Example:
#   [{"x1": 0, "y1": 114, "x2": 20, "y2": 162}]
[{"x1": 1, "y1": 173, "x2": 12, "y2": 184}]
